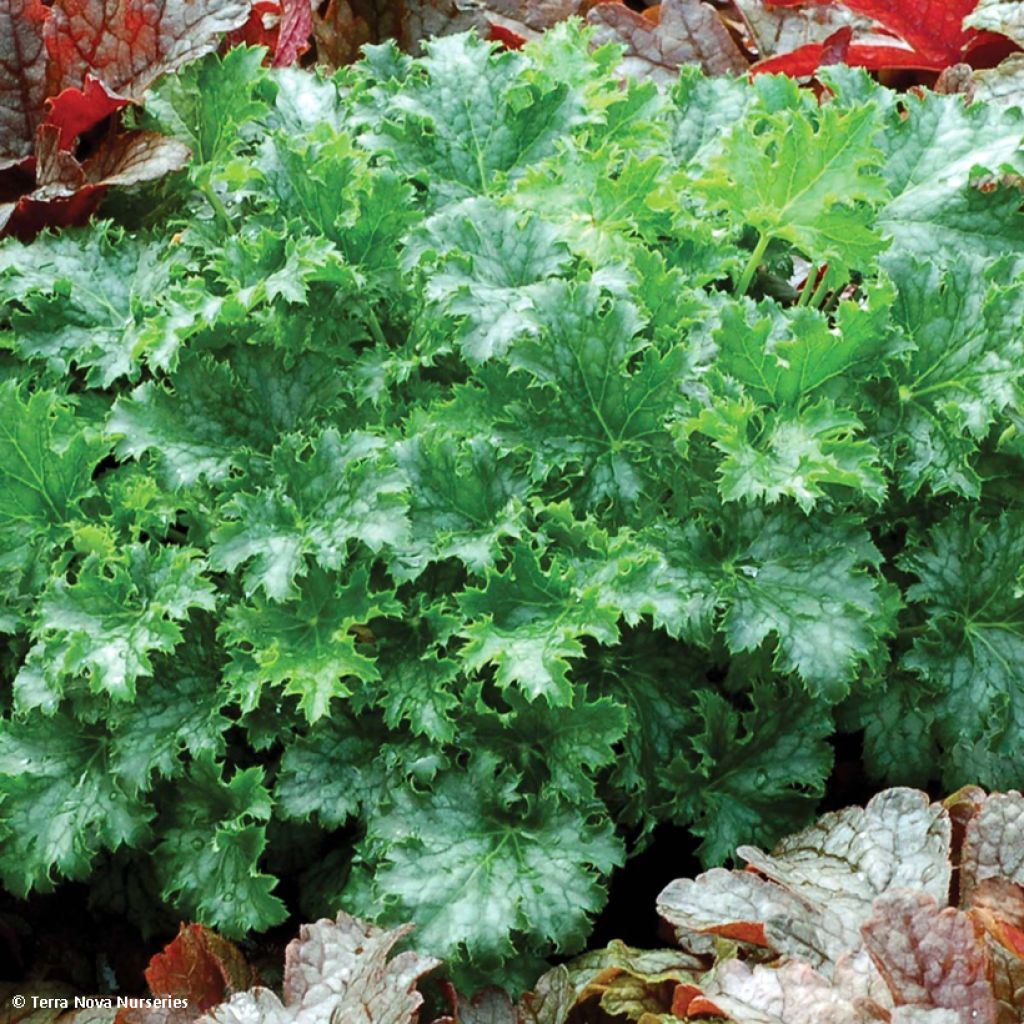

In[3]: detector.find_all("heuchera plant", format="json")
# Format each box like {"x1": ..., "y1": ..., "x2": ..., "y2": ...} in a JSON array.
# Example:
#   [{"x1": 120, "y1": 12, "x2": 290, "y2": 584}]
[{"x1": 2, "y1": 24, "x2": 1024, "y2": 987}]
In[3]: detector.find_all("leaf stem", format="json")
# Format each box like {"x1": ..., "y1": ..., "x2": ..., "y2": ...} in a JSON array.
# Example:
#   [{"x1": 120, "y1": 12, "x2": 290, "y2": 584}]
[
  {"x1": 365, "y1": 304, "x2": 387, "y2": 347},
  {"x1": 202, "y1": 181, "x2": 234, "y2": 234},
  {"x1": 736, "y1": 232, "x2": 770, "y2": 296},
  {"x1": 810, "y1": 269, "x2": 833, "y2": 309},
  {"x1": 797, "y1": 265, "x2": 819, "y2": 307}
]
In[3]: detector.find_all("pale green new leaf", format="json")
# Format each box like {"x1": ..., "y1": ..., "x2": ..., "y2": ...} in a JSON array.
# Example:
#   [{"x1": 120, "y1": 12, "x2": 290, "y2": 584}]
[
  {"x1": 695, "y1": 100, "x2": 888, "y2": 277},
  {"x1": 16, "y1": 545, "x2": 216, "y2": 709},
  {"x1": 221, "y1": 565, "x2": 401, "y2": 722},
  {"x1": 209, "y1": 430, "x2": 408, "y2": 600}
]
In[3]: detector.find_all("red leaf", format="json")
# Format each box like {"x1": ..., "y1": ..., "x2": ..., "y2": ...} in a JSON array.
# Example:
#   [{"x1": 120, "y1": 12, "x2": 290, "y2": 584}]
[
  {"x1": 488, "y1": 21, "x2": 528, "y2": 49},
  {"x1": 0, "y1": 0, "x2": 51, "y2": 168},
  {"x1": 45, "y1": 75, "x2": 127, "y2": 148},
  {"x1": 1, "y1": 125, "x2": 189, "y2": 239},
  {"x1": 0, "y1": 0, "x2": 251, "y2": 237},
  {"x1": 44, "y1": 0, "x2": 251, "y2": 103},
  {"x1": 225, "y1": 2, "x2": 280, "y2": 53},
  {"x1": 765, "y1": 0, "x2": 979, "y2": 65},
  {"x1": 274, "y1": 0, "x2": 313, "y2": 66},
  {"x1": 115, "y1": 924, "x2": 253, "y2": 1024},
  {"x1": 819, "y1": 25, "x2": 853, "y2": 65},
  {"x1": 753, "y1": 39, "x2": 943, "y2": 75}
]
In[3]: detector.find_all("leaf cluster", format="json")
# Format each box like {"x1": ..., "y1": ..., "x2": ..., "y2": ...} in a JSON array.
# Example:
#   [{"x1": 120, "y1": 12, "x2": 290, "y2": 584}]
[{"x1": 3, "y1": 26, "x2": 1024, "y2": 989}]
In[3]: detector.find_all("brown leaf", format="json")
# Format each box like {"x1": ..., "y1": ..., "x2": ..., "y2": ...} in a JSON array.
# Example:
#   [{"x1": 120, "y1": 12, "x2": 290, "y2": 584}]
[
  {"x1": 515, "y1": 966, "x2": 576, "y2": 1024},
  {"x1": 862, "y1": 891, "x2": 997, "y2": 1023},
  {"x1": 0, "y1": 0, "x2": 50, "y2": 168},
  {"x1": 312, "y1": 0, "x2": 401, "y2": 67},
  {"x1": 401, "y1": 0, "x2": 489, "y2": 53},
  {"x1": 114, "y1": 924, "x2": 255, "y2": 1024},
  {"x1": 1, "y1": 126, "x2": 189, "y2": 239},
  {"x1": 586, "y1": 0, "x2": 749, "y2": 84},
  {"x1": 962, "y1": 792, "x2": 1024, "y2": 905},
  {"x1": 485, "y1": 0, "x2": 584, "y2": 31}
]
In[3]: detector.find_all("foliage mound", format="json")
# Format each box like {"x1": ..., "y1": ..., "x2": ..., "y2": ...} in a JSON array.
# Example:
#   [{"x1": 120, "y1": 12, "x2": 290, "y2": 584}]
[{"x1": 3, "y1": 23, "x2": 1024, "y2": 987}]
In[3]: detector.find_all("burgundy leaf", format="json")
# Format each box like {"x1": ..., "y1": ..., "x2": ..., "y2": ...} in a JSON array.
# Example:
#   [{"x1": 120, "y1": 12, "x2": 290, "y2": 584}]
[{"x1": 586, "y1": 0, "x2": 749, "y2": 84}]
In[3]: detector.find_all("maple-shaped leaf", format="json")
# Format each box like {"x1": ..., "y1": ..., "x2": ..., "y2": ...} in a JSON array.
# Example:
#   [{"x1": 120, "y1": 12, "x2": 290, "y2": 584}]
[
  {"x1": 586, "y1": 0, "x2": 748, "y2": 84},
  {"x1": 666, "y1": 685, "x2": 834, "y2": 865},
  {"x1": 358, "y1": 31, "x2": 597, "y2": 204},
  {"x1": 862, "y1": 891, "x2": 998, "y2": 1020},
  {"x1": 869, "y1": 86, "x2": 1024, "y2": 263},
  {"x1": 496, "y1": 281, "x2": 687, "y2": 509},
  {"x1": 274, "y1": 716, "x2": 389, "y2": 829},
  {"x1": 457, "y1": 543, "x2": 620, "y2": 705},
  {"x1": 155, "y1": 756, "x2": 286, "y2": 938},
  {"x1": 695, "y1": 96, "x2": 888, "y2": 284},
  {"x1": 898, "y1": 513, "x2": 1024, "y2": 790},
  {"x1": 472, "y1": 689, "x2": 629, "y2": 805},
  {"x1": 0, "y1": 710, "x2": 152, "y2": 896},
  {"x1": 118, "y1": 924, "x2": 254, "y2": 1024},
  {"x1": 0, "y1": 225, "x2": 205, "y2": 385},
  {"x1": 688, "y1": 396, "x2": 886, "y2": 511},
  {"x1": 754, "y1": 0, "x2": 994, "y2": 75},
  {"x1": 110, "y1": 348, "x2": 345, "y2": 490},
  {"x1": 391, "y1": 431, "x2": 527, "y2": 581},
  {"x1": 354, "y1": 758, "x2": 623, "y2": 964},
  {"x1": 199, "y1": 913, "x2": 440, "y2": 1024},
  {"x1": 875, "y1": 256, "x2": 1024, "y2": 498},
  {"x1": 209, "y1": 430, "x2": 408, "y2": 600},
  {"x1": 405, "y1": 197, "x2": 573, "y2": 363},
  {"x1": 221, "y1": 565, "x2": 400, "y2": 722},
  {"x1": 657, "y1": 788, "x2": 951, "y2": 968},
  {"x1": 0, "y1": 381, "x2": 108, "y2": 553},
  {"x1": 16, "y1": 544, "x2": 216, "y2": 710}
]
